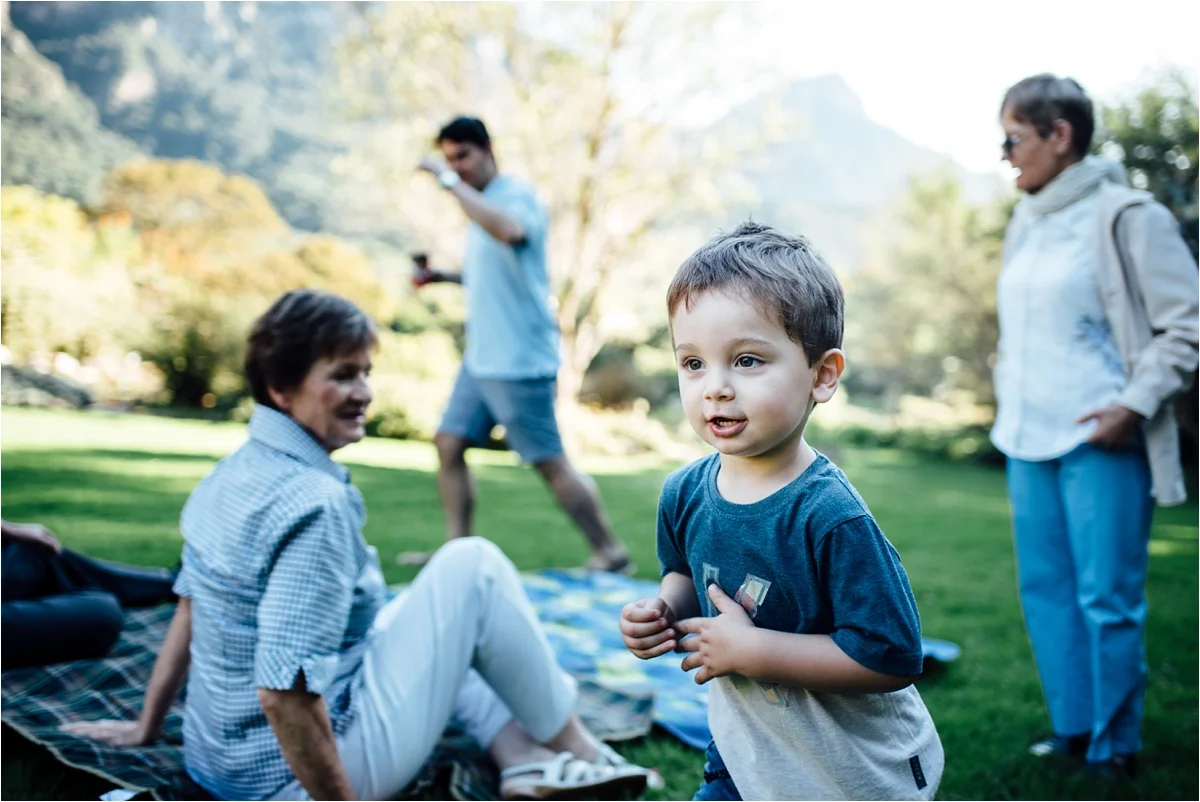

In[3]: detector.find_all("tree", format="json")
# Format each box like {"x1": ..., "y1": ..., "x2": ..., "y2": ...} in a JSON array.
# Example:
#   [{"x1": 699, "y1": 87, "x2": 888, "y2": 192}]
[
  {"x1": 99, "y1": 159, "x2": 395, "y2": 407},
  {"x1": 334, "y1": 1, "x2": 784, "y2": 404},
  {"x1": 842, "y1": 174, "x2": 1011, "y2": 410},
  {"x1": 0, "y1": 185, "x2": 145, "y2": 363},
  {"x1": 1094, "y1": 71, "x2": 1198, "y2": 257}
]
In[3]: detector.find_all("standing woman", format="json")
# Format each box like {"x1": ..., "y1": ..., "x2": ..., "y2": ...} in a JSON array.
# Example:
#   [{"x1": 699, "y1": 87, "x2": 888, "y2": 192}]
[{"x1": 991, "y1": 73, "x2": 1198, "y2": 777}]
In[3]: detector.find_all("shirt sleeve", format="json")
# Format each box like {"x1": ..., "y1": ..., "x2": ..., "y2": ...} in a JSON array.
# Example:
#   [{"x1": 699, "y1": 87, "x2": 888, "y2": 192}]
[
  {"x1": 492, "y1": 183, "x2": 547, "y2": 245},
  {"x1": 815, "y1": 517, "x2": 925, "y2": 676},
  {"x1": 254, "y1": 495, "x2": 358, "y2": 695},
  {"x1": 171, "y1": 545, "x2": 194, "y2": 598},
  {"x1": 656, "y1": 473, "x2": 691, "y2": 578}
]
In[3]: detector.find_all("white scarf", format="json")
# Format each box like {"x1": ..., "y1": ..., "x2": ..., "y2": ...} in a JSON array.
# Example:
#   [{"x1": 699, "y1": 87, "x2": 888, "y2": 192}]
[{"x1": 1019, "y1": 155, "x2": 1129, "y2": 217}]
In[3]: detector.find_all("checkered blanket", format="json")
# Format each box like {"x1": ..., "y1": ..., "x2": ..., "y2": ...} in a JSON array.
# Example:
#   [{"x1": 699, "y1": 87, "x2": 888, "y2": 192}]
[{"x1": 1, "y1": 596, "x2": 653, "y2": 801}]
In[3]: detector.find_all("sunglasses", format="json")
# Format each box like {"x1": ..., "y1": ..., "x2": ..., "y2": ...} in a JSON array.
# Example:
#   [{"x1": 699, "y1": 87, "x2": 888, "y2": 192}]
[{"x1": 1001, "y1": 133, "x2": 1022, "y2": 156}]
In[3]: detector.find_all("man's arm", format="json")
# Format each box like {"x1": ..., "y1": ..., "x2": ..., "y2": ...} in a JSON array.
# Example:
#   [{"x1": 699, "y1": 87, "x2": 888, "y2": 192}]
[
  {"x1": 62, "y1": 597, "x2": 193, "y2": 745},
  {"x1": 417, "y1": 156, "x2": 526, "y2": 245},
  {"x1": 446, "y1": 181, "x2": 526, "y2": 245},
  {"x1": 259, "y1": 679, "x2": 354, "y2": 801}
]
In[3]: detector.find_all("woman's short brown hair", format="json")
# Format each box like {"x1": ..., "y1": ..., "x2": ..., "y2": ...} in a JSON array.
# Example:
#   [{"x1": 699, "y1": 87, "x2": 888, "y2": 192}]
[
  {"x1": 244, "y1": 289, "x2": 378, "y2": 409},
  {"x1": 1001, "y1": 73, "x2": 1095, "y2": 158}
]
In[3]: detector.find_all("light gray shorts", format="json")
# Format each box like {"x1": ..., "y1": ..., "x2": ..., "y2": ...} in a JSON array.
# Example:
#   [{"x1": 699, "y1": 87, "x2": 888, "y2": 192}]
[{"x1": 437, "y1": 368, "x2": 563, "y2": 464}]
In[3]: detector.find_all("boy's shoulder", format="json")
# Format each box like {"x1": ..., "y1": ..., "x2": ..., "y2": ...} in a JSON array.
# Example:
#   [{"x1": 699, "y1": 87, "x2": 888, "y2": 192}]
[{"x1": 794, "y1": 453, "x2": 876, "y2": 539}]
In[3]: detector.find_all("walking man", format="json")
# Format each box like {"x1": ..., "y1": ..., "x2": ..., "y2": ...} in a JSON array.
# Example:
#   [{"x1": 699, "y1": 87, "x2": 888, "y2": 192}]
[{"x1": 407, "y1": 117, "x2": 633, "y2": 573}]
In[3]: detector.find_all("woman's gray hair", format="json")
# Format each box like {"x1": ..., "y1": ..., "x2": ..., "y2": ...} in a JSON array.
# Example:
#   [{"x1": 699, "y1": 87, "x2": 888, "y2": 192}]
[
  {"x1": 666, "y1": 221, "x2": 844, "y2": 367},
  {"x1": 1001, "y1": 74, "x2": 1095, "y2": 157}
]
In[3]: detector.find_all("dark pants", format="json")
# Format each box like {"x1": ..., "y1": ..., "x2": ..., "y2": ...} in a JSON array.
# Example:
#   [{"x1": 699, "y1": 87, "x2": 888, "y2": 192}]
[{"x1": 1, "y1": 539, "x2": 177, "y2": 669}]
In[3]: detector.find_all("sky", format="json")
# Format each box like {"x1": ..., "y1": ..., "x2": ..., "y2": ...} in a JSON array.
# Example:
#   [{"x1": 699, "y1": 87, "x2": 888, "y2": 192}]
[{"x1": 708, "y1": 0, "x2": 1199, "y2": 176}]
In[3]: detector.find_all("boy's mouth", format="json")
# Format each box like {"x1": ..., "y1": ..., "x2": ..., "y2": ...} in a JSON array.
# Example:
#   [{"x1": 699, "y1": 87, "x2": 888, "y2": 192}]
[{"x1": 707, "y1": 415, "x2": 747, "y2": 438}]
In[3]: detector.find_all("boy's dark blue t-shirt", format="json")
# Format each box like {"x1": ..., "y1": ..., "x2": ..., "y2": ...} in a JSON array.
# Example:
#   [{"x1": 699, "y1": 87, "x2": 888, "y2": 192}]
[{"x1": 657, "y1": 451, "x2": 924, "y2": 676}]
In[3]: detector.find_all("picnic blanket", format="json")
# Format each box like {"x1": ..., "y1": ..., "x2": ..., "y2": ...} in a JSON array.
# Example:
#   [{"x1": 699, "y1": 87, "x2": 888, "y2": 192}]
[
  {"x1": 2, "y1": 568, "x2": 958, "y2": 800},
  {"x1": 0, "y1": 598, "x2": 652, "y2": 801}
]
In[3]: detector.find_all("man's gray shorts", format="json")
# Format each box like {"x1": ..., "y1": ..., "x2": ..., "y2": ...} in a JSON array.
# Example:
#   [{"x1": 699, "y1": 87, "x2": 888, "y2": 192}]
[{"x1": 437, "y1": 368, "x2": 564, "y2": 464}]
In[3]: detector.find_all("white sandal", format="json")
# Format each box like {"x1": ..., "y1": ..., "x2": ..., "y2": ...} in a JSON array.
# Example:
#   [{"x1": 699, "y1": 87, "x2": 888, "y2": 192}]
[
  {"x1": 499, "y1": 750, "x2": 649, "y2": 800},
  {"x1": 593, "y1": 744, "x2": 664, "y2": 790}
]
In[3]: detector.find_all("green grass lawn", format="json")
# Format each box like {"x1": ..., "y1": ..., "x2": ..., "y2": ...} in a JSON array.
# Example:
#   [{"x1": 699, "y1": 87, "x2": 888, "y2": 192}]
[{"x1": 2, "y1": 407, "x2": 1196, "y2": 800}]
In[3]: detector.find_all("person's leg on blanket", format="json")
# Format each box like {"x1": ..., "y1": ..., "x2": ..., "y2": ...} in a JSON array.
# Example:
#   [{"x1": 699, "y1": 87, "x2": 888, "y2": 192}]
[
  {"x1": 56, "y1": 550, "x2": 177, "y2": 608},
  {"x1": 1, "y1": 589, "x2": 123, "y2": 669},
  {"x1": 272, "y1": 536, "x2": 646, "y2": 800}
]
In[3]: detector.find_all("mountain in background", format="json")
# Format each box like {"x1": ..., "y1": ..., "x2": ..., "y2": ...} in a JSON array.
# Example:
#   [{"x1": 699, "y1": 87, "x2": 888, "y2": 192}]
[
  {"x1": 4, "y1": 2, "x2": 1001, "y2": 269},
  {"x1": 715, "y1": 74, "x2": 1001, "y2": 269},
  {"x1": 1, "y1": 6, "x2": 141, "y2": 202}
]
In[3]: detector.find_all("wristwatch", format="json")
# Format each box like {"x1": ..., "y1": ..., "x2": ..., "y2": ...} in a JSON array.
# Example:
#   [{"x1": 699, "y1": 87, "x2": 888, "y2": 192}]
[{"x1": 436, "y1": 169, "x2": 461, "y2": 189}]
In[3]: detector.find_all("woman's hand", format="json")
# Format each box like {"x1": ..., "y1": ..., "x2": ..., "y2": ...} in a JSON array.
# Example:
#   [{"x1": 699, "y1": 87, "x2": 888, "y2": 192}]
[
  {"x1": 1078, "y1": 404, "x2": 1143, "y2": 449},
  {"x1": 61, "y1": 719, "x2": 158, "y2": 747},
  {"x1": 0, "y1": 521, "x2": 62, "y2": 553}
]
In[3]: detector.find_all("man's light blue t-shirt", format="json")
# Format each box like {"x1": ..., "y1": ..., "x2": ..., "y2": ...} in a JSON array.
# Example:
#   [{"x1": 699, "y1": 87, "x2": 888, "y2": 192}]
[{"x1": 462, "y1": 174, "x2": 560, "y2": 380}]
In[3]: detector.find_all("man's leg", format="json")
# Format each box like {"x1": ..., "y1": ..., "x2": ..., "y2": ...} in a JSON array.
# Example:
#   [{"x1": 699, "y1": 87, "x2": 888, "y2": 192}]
[
  {"x1": 435, "y1": 432, "x2": 476, "y2": 541},
  {"x1": 534, "y1": 456, "x2": 630, "y2": 571},
  {"x1": 480, "y1": 377, "x2": 632, "y2": 572},
  {"x1": 397, "y1": 368, "x2": 497, "y2": 565}
]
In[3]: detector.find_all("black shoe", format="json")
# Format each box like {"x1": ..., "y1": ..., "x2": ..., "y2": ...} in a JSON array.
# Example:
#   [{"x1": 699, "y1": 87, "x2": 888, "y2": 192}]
[
  {"x1": 1082, "y1": 753, "x2": 1139, "y2": 781},
  {"x1": 1028, "y1": 733, "x2": 1090, "y2": 759}
]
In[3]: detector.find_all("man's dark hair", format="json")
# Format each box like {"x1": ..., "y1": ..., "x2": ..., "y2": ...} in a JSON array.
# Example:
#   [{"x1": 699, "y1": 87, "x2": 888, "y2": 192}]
[
  {"x1": 245, "y1": 289, "x2": 377, "y2": 409},
  {"x1": 436, "y1": 116, "x2": 492, "y2": 150},
  {"x1": 667, "y1": 221, "x2": 844, "y2": 367},
  {"x1": 1001, "y1": 74, "x2": 1095, "y2": 157}
]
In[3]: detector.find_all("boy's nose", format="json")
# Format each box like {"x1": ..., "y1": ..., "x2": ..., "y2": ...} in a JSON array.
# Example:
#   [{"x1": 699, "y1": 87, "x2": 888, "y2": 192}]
[{"x1": 703, "y1": 377, "x2": 734, "y2": 402}]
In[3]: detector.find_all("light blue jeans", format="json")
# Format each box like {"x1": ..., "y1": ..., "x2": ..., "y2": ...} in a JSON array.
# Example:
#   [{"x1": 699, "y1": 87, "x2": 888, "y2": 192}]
[{"x1": 1007, "y1": 441, "x2": 1154, "y2": 763}]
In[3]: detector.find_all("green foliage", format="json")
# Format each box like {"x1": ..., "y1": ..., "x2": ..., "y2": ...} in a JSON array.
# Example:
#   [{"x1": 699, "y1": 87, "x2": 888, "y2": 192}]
[
  {"x1": 0, "y1": 186, "x2": 146, "y2": 363},
  {"x1": 0, "y1": 22, "x2": 140, "y2": 203},
  {"x1": 843, "y1": 174, "x2": 1012, "y2": 409},
  {"x1": 365, "y1": 329, "x2": 462, "y2": 442},
  {"x1": 2, "y1": 161, "x2": 400, "y2": 410},
  {"x1": 1094, "y1": 71, "x2": 1199, "y2": 257}
]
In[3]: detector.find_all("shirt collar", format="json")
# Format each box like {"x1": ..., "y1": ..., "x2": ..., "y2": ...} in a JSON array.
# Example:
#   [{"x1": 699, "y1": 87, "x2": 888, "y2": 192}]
[{"x1": 247, "y1": 404, "x2": 350, "y2": 483}]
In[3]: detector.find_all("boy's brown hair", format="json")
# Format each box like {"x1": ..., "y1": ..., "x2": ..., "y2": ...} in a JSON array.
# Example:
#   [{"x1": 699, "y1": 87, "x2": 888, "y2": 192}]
[{"x1": 667, "y1": 221, "x2": 844, "y2": 366}]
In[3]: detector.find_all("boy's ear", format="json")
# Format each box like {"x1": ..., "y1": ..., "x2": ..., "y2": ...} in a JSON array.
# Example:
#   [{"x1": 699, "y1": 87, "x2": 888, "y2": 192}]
[{"x1": 810, "y1": 349, "x2": 844, "y2": 404}]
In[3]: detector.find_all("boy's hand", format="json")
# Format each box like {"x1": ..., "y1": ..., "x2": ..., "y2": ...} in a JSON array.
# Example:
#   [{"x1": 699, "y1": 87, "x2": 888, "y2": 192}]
[
  {"x1": 620, "y1": 597, "x2": 677, "y2": 659},
  {"x1": 676, "y1": 584, "x2": 754, "y2": 684}
]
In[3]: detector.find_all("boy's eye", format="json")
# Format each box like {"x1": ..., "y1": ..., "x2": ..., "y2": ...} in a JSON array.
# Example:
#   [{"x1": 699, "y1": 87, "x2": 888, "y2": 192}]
[
  {"x1": 681, "y1": 357, "x2": 703, "y2": 371},
  {"x1": 735, "y1": 355, "x2": 762, "y2": 368}
]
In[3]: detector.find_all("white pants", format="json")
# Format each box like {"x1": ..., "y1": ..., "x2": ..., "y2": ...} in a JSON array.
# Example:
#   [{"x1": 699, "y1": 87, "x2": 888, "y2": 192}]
[{"x1": 271, "y1": 537, "x2": 578, "y2": 800}]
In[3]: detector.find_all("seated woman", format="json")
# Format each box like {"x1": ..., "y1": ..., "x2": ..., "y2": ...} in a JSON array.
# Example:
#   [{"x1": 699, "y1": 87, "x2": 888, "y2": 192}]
[
  {"x1": 2, "y1": 520, "x2": 177, "y2": 670},
  {"x1": 65, "y1": 290, "x2": 650, "y2": 801}
]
